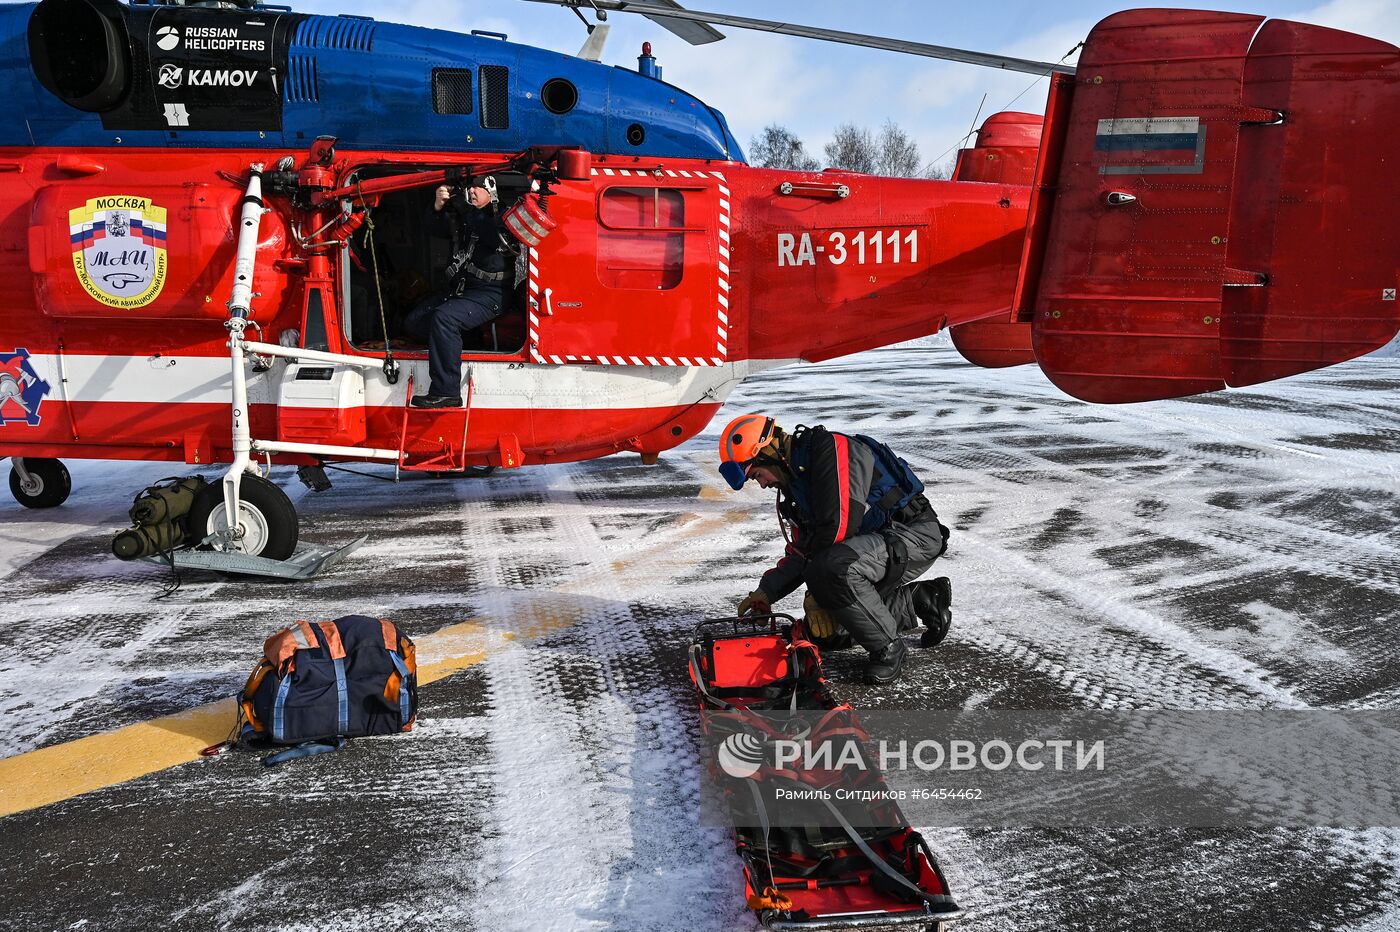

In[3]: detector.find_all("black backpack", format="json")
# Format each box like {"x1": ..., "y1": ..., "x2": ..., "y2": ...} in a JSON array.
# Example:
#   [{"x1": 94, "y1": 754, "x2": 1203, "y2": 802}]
[{"x1": 241, "y1": 615, "x2": 418, "y2": 748}]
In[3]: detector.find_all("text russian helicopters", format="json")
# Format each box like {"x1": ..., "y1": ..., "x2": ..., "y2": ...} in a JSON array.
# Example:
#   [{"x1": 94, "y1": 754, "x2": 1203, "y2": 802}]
[{"x1": 2, "y1": 0, "x2": 1396, "y2": 571}]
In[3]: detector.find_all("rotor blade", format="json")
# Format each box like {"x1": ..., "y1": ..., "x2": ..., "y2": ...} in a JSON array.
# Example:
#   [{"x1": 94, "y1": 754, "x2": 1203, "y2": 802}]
[
  {"x1": 521, "y1": 0, "x2": 1076, "y2": 75},
  {"x1": 577, "y1": 22, "x2": 611, "y2": 59},
  {"x1": 640, "y1": 0, "x2": 724, "y2": 45}
]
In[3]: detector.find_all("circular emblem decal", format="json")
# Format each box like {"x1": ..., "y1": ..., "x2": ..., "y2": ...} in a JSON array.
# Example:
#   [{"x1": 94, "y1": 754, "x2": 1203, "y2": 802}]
[{"x1": 68, "y1": 195, "x2": 168, "y2": 310}]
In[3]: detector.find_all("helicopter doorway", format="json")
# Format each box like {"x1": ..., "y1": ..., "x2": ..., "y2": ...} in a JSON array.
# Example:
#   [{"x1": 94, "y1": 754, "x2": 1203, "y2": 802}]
[{"x1": 341, "y1": 172, "x2": 529, "y2": 360}]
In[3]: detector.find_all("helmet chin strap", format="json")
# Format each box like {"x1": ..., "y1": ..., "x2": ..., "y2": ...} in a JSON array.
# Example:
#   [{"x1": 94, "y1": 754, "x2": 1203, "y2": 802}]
[{"x1": 756, "y1": 432, "x2": 794, "y2": 485}]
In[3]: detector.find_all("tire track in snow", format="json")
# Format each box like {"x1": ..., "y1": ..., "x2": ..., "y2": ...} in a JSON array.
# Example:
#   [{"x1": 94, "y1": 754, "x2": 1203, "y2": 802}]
[{"x1": 463, "y1": 469, "x2": 745, "y2": 932}]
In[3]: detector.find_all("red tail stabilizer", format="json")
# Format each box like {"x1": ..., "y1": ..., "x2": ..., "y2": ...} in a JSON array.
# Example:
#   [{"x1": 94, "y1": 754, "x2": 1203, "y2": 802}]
[{"x1": 1020, "y1": 9, "x2": 1400, "y2": 403}]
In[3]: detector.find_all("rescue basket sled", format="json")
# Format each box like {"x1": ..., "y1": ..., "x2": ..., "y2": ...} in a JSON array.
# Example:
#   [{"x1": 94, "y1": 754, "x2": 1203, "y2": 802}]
[{"x1": 689, "y1": 614, "x2": 964, "y2": 930}]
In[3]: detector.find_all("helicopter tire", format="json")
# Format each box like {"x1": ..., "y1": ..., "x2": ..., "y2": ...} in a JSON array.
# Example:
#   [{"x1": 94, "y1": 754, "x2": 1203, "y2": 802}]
[
  {"x1": 186, "y1": 474, "x2": 298, "y2": 561},
  {"x1": 9, "y1": 458, "x2": 72, "y2": 509}
]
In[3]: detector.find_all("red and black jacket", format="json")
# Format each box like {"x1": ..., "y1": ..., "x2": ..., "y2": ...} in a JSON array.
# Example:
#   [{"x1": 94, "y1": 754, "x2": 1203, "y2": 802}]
[{"x1": 759, "y1": 426, "x2": 878, "y2": 601}]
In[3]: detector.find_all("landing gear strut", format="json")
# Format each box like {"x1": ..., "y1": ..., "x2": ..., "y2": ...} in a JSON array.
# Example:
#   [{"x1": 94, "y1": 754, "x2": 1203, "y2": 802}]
[{"x1": 8, "y1": 457, "x2": 71, "y2": 509}]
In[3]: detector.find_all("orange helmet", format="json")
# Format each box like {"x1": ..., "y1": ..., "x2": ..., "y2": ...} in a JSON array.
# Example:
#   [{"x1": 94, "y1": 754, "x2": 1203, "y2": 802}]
[{"x1": 718, "y1": 413, "x2": 777, "y2": 489}]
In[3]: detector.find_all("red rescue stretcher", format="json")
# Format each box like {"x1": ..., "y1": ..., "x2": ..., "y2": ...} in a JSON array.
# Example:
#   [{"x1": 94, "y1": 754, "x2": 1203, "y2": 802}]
[{"x1": 689, "y1": 614, "x2": 965, "y2": 930}]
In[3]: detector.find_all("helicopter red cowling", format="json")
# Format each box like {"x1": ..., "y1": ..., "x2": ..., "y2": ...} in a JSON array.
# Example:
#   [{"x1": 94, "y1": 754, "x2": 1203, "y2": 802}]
[{"x1": 1022, "y1": 9, "x2": 1400, "y2": 403}]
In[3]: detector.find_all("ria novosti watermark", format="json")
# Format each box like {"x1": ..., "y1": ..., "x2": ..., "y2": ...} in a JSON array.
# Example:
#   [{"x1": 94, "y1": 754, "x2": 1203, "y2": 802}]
[
  {"x1": 771, "y1": 735, "x2": 1105, "y2": 774},
  {"x1": 700, "y1": 710, "x2": 1400, "y2": 828}
]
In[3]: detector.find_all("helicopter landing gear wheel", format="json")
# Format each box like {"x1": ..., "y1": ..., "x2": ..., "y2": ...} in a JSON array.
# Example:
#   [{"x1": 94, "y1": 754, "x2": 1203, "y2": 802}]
[
  {"x1": 187, "y1": 474, "x2": 298, "y2": 560},
  {"x1": 9, "y1": 457, "x2": 71, "y2": 509}
]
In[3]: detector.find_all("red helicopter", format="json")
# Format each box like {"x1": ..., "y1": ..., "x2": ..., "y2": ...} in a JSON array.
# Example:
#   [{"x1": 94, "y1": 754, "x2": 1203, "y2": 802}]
[{"x1": 2, "y1": 0, "x2": 1396, "y2": 575}]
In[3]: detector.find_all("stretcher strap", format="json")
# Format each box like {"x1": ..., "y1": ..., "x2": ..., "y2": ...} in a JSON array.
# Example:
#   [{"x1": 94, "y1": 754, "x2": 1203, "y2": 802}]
[
  {"x1": 821, "y1": 797, "x2": 953, "y2": 907},
  {"x1": 746, "y1": 775, "x2": 779, "y2": 894}
]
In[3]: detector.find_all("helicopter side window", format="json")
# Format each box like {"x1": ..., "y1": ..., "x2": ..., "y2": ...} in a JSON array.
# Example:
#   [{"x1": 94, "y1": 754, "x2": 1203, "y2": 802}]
[{"x1": 597, "y1": 187, "x2": 686, "y2": 291}]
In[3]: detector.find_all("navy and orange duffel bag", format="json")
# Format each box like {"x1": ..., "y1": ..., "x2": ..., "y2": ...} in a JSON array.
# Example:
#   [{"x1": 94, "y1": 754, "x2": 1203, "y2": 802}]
[{"x1": 240, "y1": 614, "x2": 417, "y2": 759}]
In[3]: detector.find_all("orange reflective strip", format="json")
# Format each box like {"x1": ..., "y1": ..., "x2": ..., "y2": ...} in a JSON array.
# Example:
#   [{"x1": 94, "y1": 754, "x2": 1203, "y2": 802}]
[
  {"x1": 402, "y1": 640, "x2": 417, "y2": 675},
  {"x1": 315, "y1": 620, "x2": 347, "y2": 660},
  {"x1": 296, "y1": 620, "x2": 318, "y2": 651},
  {"x1": 379, "y1": 618, "x2": 398, "y2": 653},
  {"x1": 383, "y1": 670, "x2": 401, "y2": 705}
]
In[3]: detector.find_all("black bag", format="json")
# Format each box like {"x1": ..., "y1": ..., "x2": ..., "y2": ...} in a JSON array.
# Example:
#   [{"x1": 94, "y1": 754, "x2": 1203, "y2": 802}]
[{"x1": 241, "y1": 614, "x2": 417, "y2": 745}]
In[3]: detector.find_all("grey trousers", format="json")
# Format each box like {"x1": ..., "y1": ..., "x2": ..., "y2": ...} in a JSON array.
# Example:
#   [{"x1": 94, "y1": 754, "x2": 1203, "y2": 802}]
[{"x1": 803, "y1": 512, "x2": 946, "y2": 654}]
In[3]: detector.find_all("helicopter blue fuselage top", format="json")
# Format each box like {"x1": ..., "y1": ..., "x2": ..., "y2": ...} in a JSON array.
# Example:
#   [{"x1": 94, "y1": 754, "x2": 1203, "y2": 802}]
[{"x1": 4, "y1": 0, "x2": 744, "y2": 160}]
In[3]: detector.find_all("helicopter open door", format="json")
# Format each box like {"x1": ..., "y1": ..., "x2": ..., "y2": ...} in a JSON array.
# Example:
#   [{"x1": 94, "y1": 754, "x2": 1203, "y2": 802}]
[{"x1": 526, "y1": 168, "x2": 728, "y2": 366}]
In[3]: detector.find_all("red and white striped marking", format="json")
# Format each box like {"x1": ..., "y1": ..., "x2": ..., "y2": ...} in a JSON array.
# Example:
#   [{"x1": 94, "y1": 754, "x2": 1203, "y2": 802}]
[
  {"x1": 527, "y1": 245, "x2": 544, "y2": 364},
  {"x1": 715, "y1": 171, "x2": 730, "y2": 362}
]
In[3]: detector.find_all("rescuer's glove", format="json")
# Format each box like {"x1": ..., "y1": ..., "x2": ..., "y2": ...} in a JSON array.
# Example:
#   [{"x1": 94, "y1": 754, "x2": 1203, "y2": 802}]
[
  {"x1": 803, "y1": 591, "x2": 839, "y2": 639},
  {"x1": 738, "y1": 590, "x2": 771, "y2": 617}
]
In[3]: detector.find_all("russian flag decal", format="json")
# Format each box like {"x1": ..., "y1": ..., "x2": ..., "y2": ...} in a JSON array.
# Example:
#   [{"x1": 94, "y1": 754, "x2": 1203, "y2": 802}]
[{"x1": 1095, "y1": 117, "x2": 1206, "y2": 175}]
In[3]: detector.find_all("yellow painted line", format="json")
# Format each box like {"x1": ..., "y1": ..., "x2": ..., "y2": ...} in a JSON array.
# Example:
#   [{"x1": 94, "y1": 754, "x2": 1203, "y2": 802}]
[
  {"x1": 0, "y1": 698, "x2": 241, "y2": 819},
  {"x1": 0, "y1": 609, "x2": 579, "y2": 819}
]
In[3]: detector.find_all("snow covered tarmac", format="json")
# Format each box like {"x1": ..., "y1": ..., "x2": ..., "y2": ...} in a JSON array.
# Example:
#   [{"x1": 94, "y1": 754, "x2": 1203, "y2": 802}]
[{"x1": 1, "y1": 343, "x2": 1398, "y2": 930}]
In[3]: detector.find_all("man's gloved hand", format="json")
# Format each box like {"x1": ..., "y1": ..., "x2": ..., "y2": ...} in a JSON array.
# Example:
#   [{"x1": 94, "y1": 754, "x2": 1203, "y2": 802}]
[
  {"x1": 803, "y1": 591, "x2": 838, "y2": 638},
  {"x1": 738, "y1": 590, "x2": 771, "y2": 617}
]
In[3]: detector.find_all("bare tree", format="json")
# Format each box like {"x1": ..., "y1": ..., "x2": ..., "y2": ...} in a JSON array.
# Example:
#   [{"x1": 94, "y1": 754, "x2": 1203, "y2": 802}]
[
  {"x1": 874, "y1": 120, "x2": 922, "y2": 178},
  {"x1": 823, "y1": 123, "x2": 876, "y2": 173},
  {"x1": 924, "y1": 157, "x2": 957, "y2": 180},
  {"x1": 749, "y1": 124, "x2": 820, "y2": 171}
]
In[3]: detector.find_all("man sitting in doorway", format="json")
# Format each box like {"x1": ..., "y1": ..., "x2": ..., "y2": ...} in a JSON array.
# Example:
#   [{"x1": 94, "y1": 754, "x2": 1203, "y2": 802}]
[{"x1": 404, "y1": 175, "x2": 517, "y2": 408}]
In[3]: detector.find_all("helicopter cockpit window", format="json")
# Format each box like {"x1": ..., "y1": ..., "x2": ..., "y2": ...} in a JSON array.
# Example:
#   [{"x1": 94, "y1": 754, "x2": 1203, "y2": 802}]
[
  {"x1": 597, "y1": 187, "x2": 686, "y2": 290},
  {"x1": 342, "y1": 170, "x2": 528, "y2": 358}
]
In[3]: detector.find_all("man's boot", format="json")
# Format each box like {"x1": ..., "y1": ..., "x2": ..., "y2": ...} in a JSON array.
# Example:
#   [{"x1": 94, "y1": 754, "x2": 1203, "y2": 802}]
[
  {"x1": 913, "y1": 577, "x2": 953, "y2": 648},
  {"x1": 411, "y1": 393, "x2": 464, "y2": 409},
  {"x1": 864, "y1": 638, "x2": 907, "y2": 685}
]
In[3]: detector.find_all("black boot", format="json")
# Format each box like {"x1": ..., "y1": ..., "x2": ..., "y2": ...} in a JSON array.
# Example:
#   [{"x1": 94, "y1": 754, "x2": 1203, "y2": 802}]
[
  {"x1": 411, "y1": 393, "x2": 464, "y2": 409},
  {"x1": 913, "y1": 577, "x2": 953, "y2": 648},
  {"x1": 864, "y1": 638, "x2": 907, "y2": 685}
]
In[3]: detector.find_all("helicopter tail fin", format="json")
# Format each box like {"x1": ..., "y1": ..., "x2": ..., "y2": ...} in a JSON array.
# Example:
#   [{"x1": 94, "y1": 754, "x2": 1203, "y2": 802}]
[{"x1": 1016, "y1": 9, "x2": 1400, "y2": 403}]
